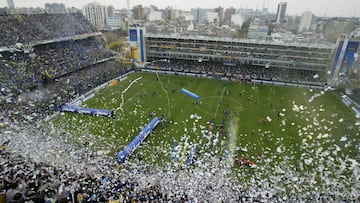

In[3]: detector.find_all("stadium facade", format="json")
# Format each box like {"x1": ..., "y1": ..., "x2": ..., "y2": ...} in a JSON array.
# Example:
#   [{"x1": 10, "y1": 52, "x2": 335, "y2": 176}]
[
  {"x1": 330, "y1": 36, "x2": 360, "y2": 86},
  {"x1": 129, "y1": 25, "x2": 147, "y2": 63},
  {"x1": 145, "y1": 34, "x2": 334, "y2": 85}
]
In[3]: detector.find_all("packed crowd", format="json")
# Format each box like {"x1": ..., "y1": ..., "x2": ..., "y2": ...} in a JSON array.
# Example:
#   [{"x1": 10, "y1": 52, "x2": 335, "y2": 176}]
[
  {"x1": 1, "y1": 144, "x2": 190, "y2": 203},
  {"x1": 147, "y1": 36, "x2": 332, "y2": 74},
  {"x1": 1, "y1": 59, "x2": 131, "y2": 126},
  {"x1": 0, "y1": 12, "x2": 115, "y2": 127},
  {"x1": 1, "y1": 12, "x2": 348, "y2": 202},
  {"x1": 0, "y1": 12, "x2": 194, "y2": 203},
  {"x1": 0, "y1": 13, "x2": 157, "y2": 202},
  {"x1": 146, "y1": 59, "x2": 326, "y2": 85},
  {"x1": 0, "y1": 37, "x2": 114, "y2": 96},
  {"x1": 0, "y1": 13, "x2": 97, "y2": 47}
]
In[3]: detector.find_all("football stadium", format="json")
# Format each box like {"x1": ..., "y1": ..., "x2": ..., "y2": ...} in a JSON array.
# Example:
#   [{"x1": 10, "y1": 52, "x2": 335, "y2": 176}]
[{"x1": 1, "y1": 13, "x2": 360, "y2": 202}]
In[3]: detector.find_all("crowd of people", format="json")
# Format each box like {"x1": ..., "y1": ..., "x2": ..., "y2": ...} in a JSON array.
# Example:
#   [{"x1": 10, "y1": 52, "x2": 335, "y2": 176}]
[
  {"x1": 146, "y1": 36, "x2": 332, "y2": 75},
  {"x1": 1, "y1": 144, "x2": 193, "y2": 203},
  {"x1": 1, "y1": 37, "x2": 114, "y2": 96},
  {"x1": 0, "y1": 12, "x2": 349, "y2": 202},
  {"x1": 0, "y1": 13, "x2": 147, "y2": 200},
  {"x1": 1, "y1": 59, "x2": 131, "y2": 126},
  {"x1": 0, "y1": 13, "x2": 97, "y2": 47},
  {"x1": 146, "y1": 59, "x2": 326, "y2": 85}
]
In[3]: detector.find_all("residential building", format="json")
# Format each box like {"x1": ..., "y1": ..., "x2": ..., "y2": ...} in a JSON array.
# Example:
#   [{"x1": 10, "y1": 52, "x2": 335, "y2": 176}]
[
  {"x1": 171, "y1": 9, "x2": 180, "y2": 20},
  {"x1": 287, "y1": 16, "x2": 300, "y2": 32},
  {"x1": 231, "y1": 14, "x2": 244, "y2": 27},
  {"x1": 191, "y1": 8, "x2": 206, "y2": 24},
  {"x1": 276, "y1": 2, "x2": 287, "y2": 24},
  {"x1": 107, "y1": 5, "x2": 114, "y2": 17},
  {"x1": 205, "y1": 11, "x2": 219, "y2": 24},
  {"x1": 224, "y1": 7, "x2": 235, "y2": 25},
  {"x1": 133, "y1": 4, "x2": 143, "y2": 20},
  {"x1": 214, "y1": 6, "x2": 224, "y2": 25},
  {"x1": 181, "y1": 11, "x2": 194, "y2": 21},
  {"x1": 142, "y1": 7, "x2": 150, "y2": 20},
  {"x1": 163, "y1": 7, "x2": 173, "y2": 20},
  {"x1": 83, "y1": 2, "x2": 108, "y2": 29},
  {"x1": 106, "y1": 16, "x2": 122, "y2": 29},
  {"x1": 298, "y1": 11, "x2": 313, "y2": 33},
  {"x1": 45, "y1": 3, "x2": 66, "y2": 13},
  {"x1": 247, "y1": 18, "x2": 268, "y2": 40},
  {"x1": 149, "y1": 11, "x2": 162, "y2": 21},
  {"x1": 7, "y1": 0, "x2": 15, "y2": 9}
]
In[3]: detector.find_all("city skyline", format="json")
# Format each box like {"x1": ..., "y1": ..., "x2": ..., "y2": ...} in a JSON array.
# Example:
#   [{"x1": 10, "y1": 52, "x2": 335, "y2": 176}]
[{"x1": 1, "y1": 0, "x2": 360, "y2": 17}]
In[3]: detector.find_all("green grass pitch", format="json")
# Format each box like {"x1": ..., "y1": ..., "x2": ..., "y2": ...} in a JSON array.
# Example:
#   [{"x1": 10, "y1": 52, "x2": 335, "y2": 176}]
[{"x1": 51, "y1": 72, "x2": 359, "y2": 189}]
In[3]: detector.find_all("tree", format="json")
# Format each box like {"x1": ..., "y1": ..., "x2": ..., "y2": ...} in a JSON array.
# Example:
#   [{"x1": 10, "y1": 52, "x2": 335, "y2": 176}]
[
  {"x1": 108, "y1": 39, "x2": 125, "y2": 53},
  {"x1": 267, "y1": 23, "x2": 276, "y2": 35},
  {"x1": 237, "y1": 18, "x2": 252, "y2": 38},
  {"x1": 103, "y1": 29, "x2": 128, "y2": 44}
]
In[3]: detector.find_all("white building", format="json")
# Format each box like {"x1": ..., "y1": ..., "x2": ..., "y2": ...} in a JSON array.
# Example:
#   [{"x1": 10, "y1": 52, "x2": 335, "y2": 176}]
[
  {"x1": 205, "y1": 11, "x2": 219, "y2": 24},
  {"x1": 247, "y1": 18, "x2": 268, "y2": 41},
  {"x1": 181, "y1": 12, "x2": 194, "y2": 21},
  {"x1": 149, "y1": 11, "x2": 162, "y2": 21},
  {"x1": 248, "y1": 25, "x2": 268, "y2": 41},
  {"x1": 231, "y1": 14, "x2": 244, "y2": 26},
  {"x1": 171, "y1": 9, "x2": 180, "y2": 20},
  {"x1": 298, "y1": 11, "x2": 313, "y2": 33},
  {"x1": 188, "y1": 21, "x2": 194, "y2": 31},
  {"x1": 106, "y1": 16, "x2": 122, "y2": 29},
  {"x1": 351, "y1": 28, "x2": 360, "y2": 38},
  {"x1": 271, "y1": 31, "x2": 296, "y2": 42},
  {"x1": 83, "y1": 2, "x2": 108, "y2": 29}
]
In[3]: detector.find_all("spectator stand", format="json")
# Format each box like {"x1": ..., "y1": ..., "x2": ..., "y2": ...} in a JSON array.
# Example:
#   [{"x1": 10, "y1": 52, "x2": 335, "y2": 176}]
[{"x1": 0, "y1": 13, "x2": 99, "y2": 47}]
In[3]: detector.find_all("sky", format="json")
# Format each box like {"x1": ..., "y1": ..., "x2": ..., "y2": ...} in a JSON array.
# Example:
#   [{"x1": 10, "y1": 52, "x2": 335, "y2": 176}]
[{"x1": 1, "y1": 0, "x2": 360, "y2": 17}]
